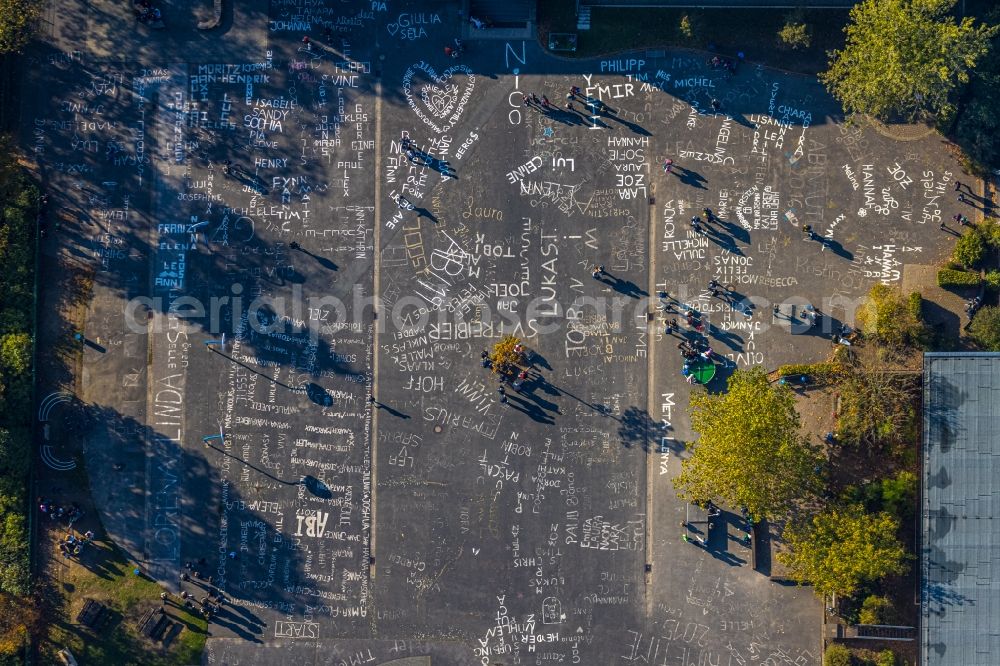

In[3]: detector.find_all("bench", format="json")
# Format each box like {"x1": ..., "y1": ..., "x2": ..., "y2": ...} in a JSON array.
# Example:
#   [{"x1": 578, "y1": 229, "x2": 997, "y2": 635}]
[
  {"x1": 136, "y1": 608, "x2": 174, "y2": 641},
  {"x1": 197, "y1": 0, "x2": 223, "y2": 30},
  {"x1": 76, "y1": 599, "x2": 110, "y2": 629}
]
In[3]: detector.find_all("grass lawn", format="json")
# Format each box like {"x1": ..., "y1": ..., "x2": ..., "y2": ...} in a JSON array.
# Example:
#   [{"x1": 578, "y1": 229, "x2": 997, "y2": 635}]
[
  {"x1": 35, "y1": 464, "x2": 207, "y2": 665},
  {"x1": 39, "y1": 538, "x2": 208, "y2": 665},
  {"x1": 538, "y1": 1, "x2": 849, "y2": 76}
]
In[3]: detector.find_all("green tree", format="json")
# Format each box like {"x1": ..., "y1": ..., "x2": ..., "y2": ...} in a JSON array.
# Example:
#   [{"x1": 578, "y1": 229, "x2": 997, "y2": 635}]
[
  {"x1": 0, "y1": 589, "x2": 36, "y2": 658},
  {"x1": 855, "y1": 284, "x2": 925, "y2": 349},
  {"x1": 0, "y1": 0, "x2": 41, "y2": 54},
  {"x1": 836, "y1": 357, "x2": 919, "y2": 448},
  {"x1": 821, "y1": 0, "x2": 998, "y2": 120},
  {"x1": 779, "y1": 10, "x2": 812, "y2": 50},
  {"x1": 489, "y1": 335, "x2": 523, "y2": 377},
  {"x1": 823, "y1": 645, "x2": 851, "y2": 666},
  {"x1": 954, "y1": 229, "x2": 986, "y2": 268},
  {"x1": 673, "y1": 367, "x2": 822, "y2": 520},
  {"x1": 880, "y1": 470, "x2": 917, "y2": 518},
  {"x1": 0, "y1": 334, "x2": 29, "y2": 377},
  {"x1": 0, "y1": 429, "x2": 27, "y2": 480},
  {"x1": 968, "y1": 305, "x2": 1000, "y2": 350},
  {"x1": 859, "y1": 594, "x2": 897, "y2": 624},
  {"x1": 779, "y1": 504, "x2": 908, "y2": 598}
]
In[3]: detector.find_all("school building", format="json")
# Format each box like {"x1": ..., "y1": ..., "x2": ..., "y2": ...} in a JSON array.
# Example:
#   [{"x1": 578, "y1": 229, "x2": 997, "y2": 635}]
[{"x1": 921, "y1": 353, "x2": 1000, "y2": 666}]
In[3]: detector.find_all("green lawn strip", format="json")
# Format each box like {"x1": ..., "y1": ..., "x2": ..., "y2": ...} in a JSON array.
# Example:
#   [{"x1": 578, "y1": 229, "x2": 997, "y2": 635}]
[
  {"x1": 42, "y1": 541, "x2": 207, "y2": 665},
  {"x1": 538, "y1": 2, "x2": 848, "y2": 76}
]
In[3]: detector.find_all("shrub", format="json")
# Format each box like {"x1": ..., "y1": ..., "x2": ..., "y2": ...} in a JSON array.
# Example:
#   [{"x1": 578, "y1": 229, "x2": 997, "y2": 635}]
[
  {"x1": 875, "y1": 649, "x2": 898, "y2": 666},
  {"x1": 954, "y1": 229, "x2": 986, "y2": 268},
  {"x1": 937, "y1": 268, "x2": 981, "y2": 288},
  {"x1": 859, "y1": 594, "x2": 897, "y2": 625},
  {"x1": 905, "y1": 292, "x2": 922, "y2": 320},
  {"x1": 779, "y1": 10, "x2": 812, "y2": 50},
  {"x1": 824, "y1": 644, "x2": 852, "y2": 666},
  {"x1": 985, "y1": 270, "x2": 1000, "y2": 291},
  {"x1": 968, "y1": 306, "x2": 1000, "y2": 351}
]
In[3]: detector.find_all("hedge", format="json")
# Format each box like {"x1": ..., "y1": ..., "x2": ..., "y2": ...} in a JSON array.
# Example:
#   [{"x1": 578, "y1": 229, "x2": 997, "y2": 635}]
[
  {"x1": 986, "y1": 270, "x2": 1000, "y2": 291},
  {"x1": 937, "y1": 269, "x2": 981, "y2": 288},
  {"x1": 905, "y1": 291, "x2": 922, "y2": 321},
  {"x1": 776, "y1": 362, "x2": 841, "y2": 382}
]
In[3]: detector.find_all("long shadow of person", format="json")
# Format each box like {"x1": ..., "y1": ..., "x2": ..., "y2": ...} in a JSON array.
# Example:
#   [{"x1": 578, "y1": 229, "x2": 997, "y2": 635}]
[
  {"x1": 677, "y1": 167, "x2": 709, "y2": 190},
  {"x1": 289, "y1": 242, "x2": 338, "y2": 271},
  {"x1": 598, "y1": 273, "x2": 648, "y2": 298}
]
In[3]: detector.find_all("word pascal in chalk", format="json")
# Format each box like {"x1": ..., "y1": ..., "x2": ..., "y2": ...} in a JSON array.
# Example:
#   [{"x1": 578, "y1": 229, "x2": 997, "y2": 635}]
[{"x1": 601, "y1": 58, "x2": 645, "y2": 72}]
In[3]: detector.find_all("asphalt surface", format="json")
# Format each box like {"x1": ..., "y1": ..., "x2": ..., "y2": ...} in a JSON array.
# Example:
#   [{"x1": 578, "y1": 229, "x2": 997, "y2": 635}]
[{"x1": 26, "y1": 0, "x2": 965, "y2": 663}]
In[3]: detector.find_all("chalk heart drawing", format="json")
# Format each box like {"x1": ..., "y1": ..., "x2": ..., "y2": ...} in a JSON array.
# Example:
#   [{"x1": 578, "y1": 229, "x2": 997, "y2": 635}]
[{"x1": 403, "y1": 62, "x2": 476, "y2": 134}]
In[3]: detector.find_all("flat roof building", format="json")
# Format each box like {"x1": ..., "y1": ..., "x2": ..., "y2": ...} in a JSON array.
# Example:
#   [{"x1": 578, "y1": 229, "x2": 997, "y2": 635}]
[{"x1": 922, "y1": 353, "x2": 1000, "y2": 666}]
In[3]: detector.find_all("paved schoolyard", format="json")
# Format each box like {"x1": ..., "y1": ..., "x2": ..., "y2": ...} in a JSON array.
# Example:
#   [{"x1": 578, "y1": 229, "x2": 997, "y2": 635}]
[{"x1": 25, "y1": 0, "x2": 963, "y2": 663}]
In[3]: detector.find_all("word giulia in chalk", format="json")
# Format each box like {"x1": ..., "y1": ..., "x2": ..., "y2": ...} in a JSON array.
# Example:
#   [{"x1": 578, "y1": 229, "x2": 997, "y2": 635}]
[
  {"x1": 386, "y1": 13, "x2": 441, "y2": 40},
  {"x1": 294, "y1": 510, "x2": 330, "y2": 537}
]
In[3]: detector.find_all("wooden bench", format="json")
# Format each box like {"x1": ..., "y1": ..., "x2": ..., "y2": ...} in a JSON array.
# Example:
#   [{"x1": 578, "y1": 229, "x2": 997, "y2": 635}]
[
  {"x1": 76, "y1": 599, "x2": 110, "y2": 630},
  {"x1": 136, "y1": 608, "x2": 174, "y2": 641},
  {"x1": 197, "y1": 0, "x2": 223, "y2": 30}
]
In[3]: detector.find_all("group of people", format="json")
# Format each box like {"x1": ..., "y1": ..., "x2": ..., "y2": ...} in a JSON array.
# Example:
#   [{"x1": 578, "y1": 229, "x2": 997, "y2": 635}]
[
  {"x1": 163, "y1": 583, "x2": 226, "y2": 619},
  {"x1": 39, "y1": 497, "x2": 84, "y2": 525},
  {"x1": 133, "y1": 0, "x2": 163, "y2": 25},
  {"x1": 443, "y1": 38, "x2": 463, "y2": 58},
  {"x1": 707, "y1": 54, "x2": 741, "y2": 76},
  {"x1": 58, "y1": 530, "x2": 95, "y2": 558}
]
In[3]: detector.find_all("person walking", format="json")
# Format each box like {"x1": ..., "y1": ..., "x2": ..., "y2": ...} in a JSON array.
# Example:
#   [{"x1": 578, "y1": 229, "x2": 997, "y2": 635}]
[
  {"x1": 703, "y1": 207, "x2": 714, "y2": 222},
  {"x1": 663, "y1": 158, "x2": 673, "y2": 173},
  {"x1": 570, "y1": 85, "x2": 581, "y2": 97},
  {"x1": 302, "y1": 35, "x2": 311, "y2": 51}
]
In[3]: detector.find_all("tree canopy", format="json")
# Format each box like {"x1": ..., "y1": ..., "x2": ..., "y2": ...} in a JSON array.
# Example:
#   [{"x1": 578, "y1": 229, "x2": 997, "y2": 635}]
[
  {"x1": 778, "y1": 504, "x2": 908, "y2": 598},
  {"x1": 968, "y1": 306, "x2": 1000, "y2": 351},
  {"x1": 821, "y1": 0, "x2": 998, "y2": 120},
  {"x1": 0, "y1": 0, "x2": 41, "y2": 54},
  {"x1": 673, "y1": 367, "x2": 822, "y2": 520},
  {"x1": 855, "y1": 284, "x2": 925, "y2": 350}
]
